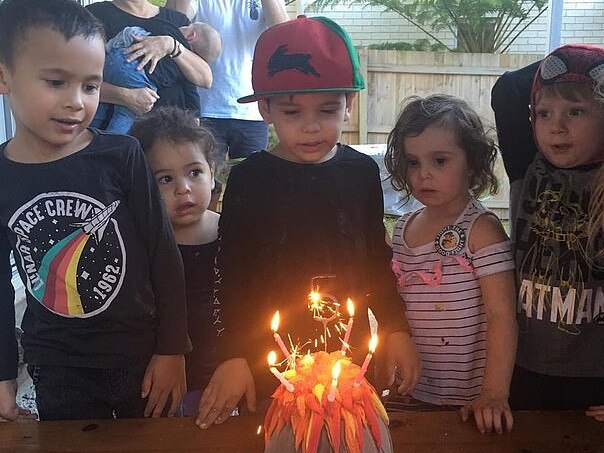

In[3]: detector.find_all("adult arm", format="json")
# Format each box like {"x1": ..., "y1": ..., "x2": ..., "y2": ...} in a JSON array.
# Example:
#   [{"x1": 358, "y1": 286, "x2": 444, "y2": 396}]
[
  {"x1": 491, "y1": 60, "x2": 541, "y2": 183},
  {"x1": 99, "y1": 82, "x2": 159, "y2": 116},
  {"x1": 461, "y1": 215, "x2": 517, "y2": 434},
  {"x1": 166, "y1": 0, "x2": 197, "y2": 19},
  {"x1": 261, "y1": 0, "x2": 289, "y2": 26},
  {"x1": 125, "y1": 34, "x2": 212, "y2": 88}
]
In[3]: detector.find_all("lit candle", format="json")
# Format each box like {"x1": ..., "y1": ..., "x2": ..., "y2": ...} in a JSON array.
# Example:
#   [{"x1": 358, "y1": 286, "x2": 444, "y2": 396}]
[
  {"x1": 354, "y1": 334, "x2": 378, "y2": 387},
  {"x1": 271, "y1": 311, "x2": 291, "y2": 359},
  {"x1": 340, "y1": 298, "x2": 355, "y2": 355},
  {"x1": 268, "y1": 351, "x2": 294, "y2": 392},
  {"x1": 327, "y1": 360, "x2": 342, "y2": 402}
]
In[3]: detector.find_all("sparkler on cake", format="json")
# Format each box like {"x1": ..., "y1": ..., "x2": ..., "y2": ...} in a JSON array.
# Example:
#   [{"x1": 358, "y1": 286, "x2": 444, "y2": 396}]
[{"x1": 263, "y1": 281, "x2": 393, "y2": 453}]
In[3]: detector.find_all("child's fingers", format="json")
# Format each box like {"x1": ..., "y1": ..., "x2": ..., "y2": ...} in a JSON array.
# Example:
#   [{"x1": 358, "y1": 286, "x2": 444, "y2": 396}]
[
  {"x1": 586, "y1": 406, "x2": 604, "y2": 421},
  {"x1": 166, "y1": 388, "x2": 182, "y2": 417},
  {"x1": 481, "y1": 407, "x2": 494, "y2": 434},
  {"x1": 196, "y1": 386, "x2": 217, "y2": 428},
  {"x1": 141, "y1": 367, "x2": 153, "y2": 399},
  {"x1": 202, "y1": 395, "x2": 228, "y2": 427},
  {"x1": 502, "y1": 408, "x2": 514, "y2": 432},
  {"x1": 144, "y1": 386, "x2": 161, "y2": 417},
  {"x1": 150, "y1": 389, "x2": 170, "y2": 418},
  {"x1": 214, "y1": 400, "x2": 237, "y2": 425},
  {"x1": 473, "y1": 408, "x2": 486, "y2": 434}
]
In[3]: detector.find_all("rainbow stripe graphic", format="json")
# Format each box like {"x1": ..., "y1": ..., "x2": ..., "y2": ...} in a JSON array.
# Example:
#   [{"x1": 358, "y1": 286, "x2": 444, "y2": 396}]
[{"x1": 31, "y1": 229, "x2": 89, "y2": 316}]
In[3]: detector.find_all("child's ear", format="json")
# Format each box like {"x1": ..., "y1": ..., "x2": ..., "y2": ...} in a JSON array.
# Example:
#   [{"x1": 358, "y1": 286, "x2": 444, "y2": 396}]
[
  {"x1": 258, "y1": 99, "x2": 273, "y2": 125},
  {"x1": 0, "y1": 63, "x2": 11, "y2": 95},
  {"x1": 210, "y1": 162, "x2": 216, "y2": 191},
  {"x1": 344, "y1": 93, "x2": 356, "y2": 123}
]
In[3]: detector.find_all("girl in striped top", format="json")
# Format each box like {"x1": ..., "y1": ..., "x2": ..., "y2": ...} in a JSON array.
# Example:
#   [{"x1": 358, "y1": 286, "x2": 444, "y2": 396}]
[{"x1": 384, "y1": 94, "x2": 517, "y2": 434}]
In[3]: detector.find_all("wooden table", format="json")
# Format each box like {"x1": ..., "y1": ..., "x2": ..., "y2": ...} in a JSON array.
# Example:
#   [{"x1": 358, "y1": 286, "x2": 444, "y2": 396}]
[{"x1": 1, "y1": 410, "x2": 603, "y2": 452}]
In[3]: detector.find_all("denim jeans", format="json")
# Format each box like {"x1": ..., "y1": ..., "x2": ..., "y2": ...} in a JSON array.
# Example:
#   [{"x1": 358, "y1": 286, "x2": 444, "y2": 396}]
[
  {"x1": 28, "y1": 361, "x2": 148, "y2": 421},
  {"x1": 202, "y1": 118, "x2": 269, "y2": 159}
]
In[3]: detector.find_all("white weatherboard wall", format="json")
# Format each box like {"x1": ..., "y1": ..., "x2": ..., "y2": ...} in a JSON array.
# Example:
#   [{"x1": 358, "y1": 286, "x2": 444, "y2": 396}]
[{"x1": 295, "y1": 0, "x2": 604, "y2": 54}]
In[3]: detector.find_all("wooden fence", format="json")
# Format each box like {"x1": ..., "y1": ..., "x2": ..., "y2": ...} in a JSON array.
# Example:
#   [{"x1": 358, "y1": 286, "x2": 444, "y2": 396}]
[
  {"x1": 343, "y1": 50, "x2": 543, "y2": 220},
  {"x1": 342, "y1": 49, "x2": 542, "y2": 145}
]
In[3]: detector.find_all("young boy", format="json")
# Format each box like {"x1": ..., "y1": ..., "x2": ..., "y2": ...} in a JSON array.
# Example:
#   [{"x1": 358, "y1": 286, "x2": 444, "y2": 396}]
[
  {"x1": 195, "y1": 15, "x2": 421, "y2": 429},
  {"x1": 0, "y1": 0, "x2": 190, "y2": 421},
  {"x1": 492, "y1": 44, "x2": 604, "y2": 418}
]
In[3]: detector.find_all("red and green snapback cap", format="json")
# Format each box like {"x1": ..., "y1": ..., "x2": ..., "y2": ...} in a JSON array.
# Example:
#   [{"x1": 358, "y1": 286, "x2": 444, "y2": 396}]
[{"x1": 238, "y1": 15, "x2": 365, "y2": 103}]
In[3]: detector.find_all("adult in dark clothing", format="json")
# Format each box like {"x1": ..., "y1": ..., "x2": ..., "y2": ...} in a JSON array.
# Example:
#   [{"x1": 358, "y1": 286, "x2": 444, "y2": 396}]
[{"x1": 87, "y1": 0, "x2": 211, "y2": 117}]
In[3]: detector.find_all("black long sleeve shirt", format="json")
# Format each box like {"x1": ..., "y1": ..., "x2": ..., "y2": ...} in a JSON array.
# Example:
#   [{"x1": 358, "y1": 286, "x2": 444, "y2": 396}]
[
  {"x1": 0, "y1": 131, "x2": 190, "y2": 381},
  {"x1": 216, "y1": 145, "x2": 410, "y2": 396}
]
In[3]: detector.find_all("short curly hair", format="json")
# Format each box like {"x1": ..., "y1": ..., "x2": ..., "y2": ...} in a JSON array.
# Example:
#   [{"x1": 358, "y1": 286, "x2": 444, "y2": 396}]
[
  {"x1": 129, "y1": 107, "x2": 217, "y2": 165},
  {"x1": 384, "y1": 94, "x2": 498, "y2": 199}
]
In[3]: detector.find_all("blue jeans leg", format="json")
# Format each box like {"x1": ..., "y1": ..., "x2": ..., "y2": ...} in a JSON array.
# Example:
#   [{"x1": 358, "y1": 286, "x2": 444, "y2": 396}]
[
  {"x1": 106, "y1": 105, "x2": 137, "y2": 134},
  {"x1": 201, "y1": 118, "x2": 269, "y2": 159}
]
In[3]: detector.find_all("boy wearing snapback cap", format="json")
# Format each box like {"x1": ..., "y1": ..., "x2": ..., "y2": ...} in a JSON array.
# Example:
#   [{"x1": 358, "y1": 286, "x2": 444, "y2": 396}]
[{"x1": 195, "y1": 15, "x2": 421, "y2": 429}]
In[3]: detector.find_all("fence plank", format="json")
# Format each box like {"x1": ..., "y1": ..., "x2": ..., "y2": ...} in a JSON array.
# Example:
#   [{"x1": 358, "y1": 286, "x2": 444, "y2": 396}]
[{"x1": 352, "y1": 50, "x2": 542, "y2": 145}]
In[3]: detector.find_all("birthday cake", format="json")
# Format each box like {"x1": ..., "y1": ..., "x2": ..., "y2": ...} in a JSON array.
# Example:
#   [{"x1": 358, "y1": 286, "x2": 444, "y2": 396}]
[{"x1": 263, "y1": 350, "x2": 393, "y2": 453}]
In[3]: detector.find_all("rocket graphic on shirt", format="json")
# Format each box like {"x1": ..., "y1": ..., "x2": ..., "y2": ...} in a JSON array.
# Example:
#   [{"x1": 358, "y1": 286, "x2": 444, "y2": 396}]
[{"x1": 9, "y1": 193, "x2": 126, "y2": 318}]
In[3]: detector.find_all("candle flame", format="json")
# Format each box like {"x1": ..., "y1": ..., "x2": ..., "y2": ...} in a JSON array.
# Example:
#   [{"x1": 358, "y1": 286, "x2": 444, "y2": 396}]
[
  {"x1": 332, "y1": 360, "x2": 342, "y2": 380},
  {"x1": 256, "y1": 425, "x2": 262, "y2": 435},
  {"x1": 268, "y1": 350, "x2": 277, "y2": 366},
  {"x1": 369, "y1": 334, "x2": 378, "y2": 353},
  {"x1": 347, "y1": 298, "x2": 354, "y2": 317},
  {"x1": 271, "y1": 311, "x2": 280, "y2": 332}
]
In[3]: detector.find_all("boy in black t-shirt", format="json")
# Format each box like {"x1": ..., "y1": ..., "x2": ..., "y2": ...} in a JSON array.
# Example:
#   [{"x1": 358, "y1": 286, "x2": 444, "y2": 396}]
[
  {"x1": 195, "y1": 16, "x2": 420, "y2": 430},
  {"x1": 0, "y1": 0, "x2": 190, "y2": 421}
]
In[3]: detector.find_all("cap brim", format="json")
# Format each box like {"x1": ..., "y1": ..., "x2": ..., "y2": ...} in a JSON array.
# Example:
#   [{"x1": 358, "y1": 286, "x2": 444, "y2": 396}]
[{"x1": 237, "y1": 86, "x2": 364, "y2": 103}]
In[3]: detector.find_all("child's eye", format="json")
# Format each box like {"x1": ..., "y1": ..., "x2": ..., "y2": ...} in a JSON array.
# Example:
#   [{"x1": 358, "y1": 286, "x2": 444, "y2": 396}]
[
  {"x1": 435, "y1": 157, "x2": 447, "y2": 165},
  {"x1": 321, "y1": 109, "x2": 338, "y2": 115},
  {"x1": 157, "y1": 175, "x2": 172, "y2": 184},
  {"x1": 84, "y1": 84, "x2": 100, "y2": 93},
  {"x1": 406, "y1": 158, "x2": 418, "y2": 167},
  {"x1": 45, "y1": 79, "x2": 64, "y2": 87},
  {"x1": 535, "y1": 109, "x2": 550, "y2": 119},
  {"x1": 189, "y1": 169, "x2": 203, "y2": 177},
  {"x1": 569, "y1": 108, "x2": 584, "y2": 116},
  {"x1": 282, "y1": 110, "x2": 299, "y2": 116}
]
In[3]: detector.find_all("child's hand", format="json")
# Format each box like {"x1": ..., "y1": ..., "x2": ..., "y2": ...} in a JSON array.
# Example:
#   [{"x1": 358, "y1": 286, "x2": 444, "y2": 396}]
[
  {"x1": 0, "y1": 379, "x2": 33, "y2": 422},
  {"x1": 142, "y1": 354, "x2": 186, "y2": 418},
  {"x1": 383, "y1": 331, "x2": 421, "y2": 395},
  {"x1": 460, "y1": 394, "x2": 513, "y2": 434},
  {"x1": 586, "y1": 405, "x2": 604, "y2": 422},
  {"x1": 196, "y1": 358, "x2": 256, "y2": 429}
]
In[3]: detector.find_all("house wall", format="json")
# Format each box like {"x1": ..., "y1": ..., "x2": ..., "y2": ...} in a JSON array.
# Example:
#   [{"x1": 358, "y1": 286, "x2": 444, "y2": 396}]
[{"x1": 293, "y1": 0, "x2": 604, "y2": 54}]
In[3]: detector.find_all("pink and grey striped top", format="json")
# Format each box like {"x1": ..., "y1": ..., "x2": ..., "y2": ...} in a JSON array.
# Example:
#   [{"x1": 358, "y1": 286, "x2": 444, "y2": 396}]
[{"x1": 391, "y1": 199, "x2": 514, "y2": 406}]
